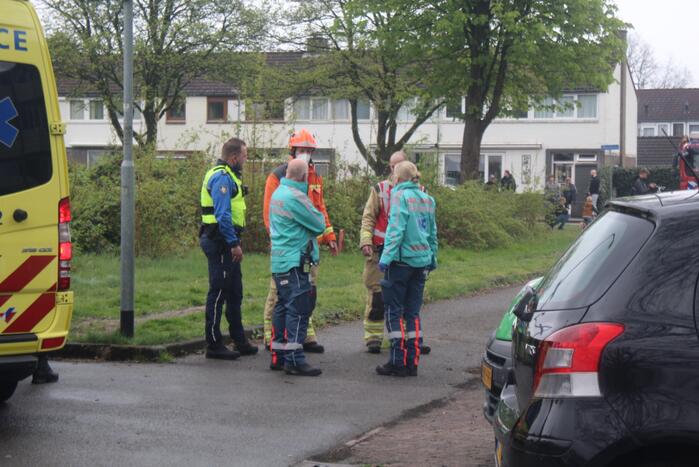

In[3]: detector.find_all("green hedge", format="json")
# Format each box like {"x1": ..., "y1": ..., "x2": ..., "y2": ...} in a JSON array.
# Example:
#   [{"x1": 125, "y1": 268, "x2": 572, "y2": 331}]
[{"x1": 69, "y1": 154, "x2": 549, "y2": 257}]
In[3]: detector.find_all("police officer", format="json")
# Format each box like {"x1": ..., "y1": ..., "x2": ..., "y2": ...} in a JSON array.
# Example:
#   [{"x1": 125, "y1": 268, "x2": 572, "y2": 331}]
[
  {"x1": 377, "y1": 161, "x2": 438, "y2": 377},
  {"x1": 199, "y1": 137, "x2": 258, "y2": 360},
  {"x1": 360, "y1": 151, "x2": 431, "y2": 355},
  {"x1": 269, "y1": 159, "x2": 326, "y2": 376}
]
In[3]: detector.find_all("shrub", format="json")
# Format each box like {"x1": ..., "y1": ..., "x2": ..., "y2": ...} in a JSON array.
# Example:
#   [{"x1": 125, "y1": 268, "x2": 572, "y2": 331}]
[{"x1": 70, "y1": 148, "x2": 208, "y2": 257}]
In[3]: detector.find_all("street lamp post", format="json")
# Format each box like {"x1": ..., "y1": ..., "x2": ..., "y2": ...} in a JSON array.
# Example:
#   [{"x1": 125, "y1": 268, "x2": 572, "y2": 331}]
[{"x1": 120, "y1": 0, "x2": 135, "y2": 337}]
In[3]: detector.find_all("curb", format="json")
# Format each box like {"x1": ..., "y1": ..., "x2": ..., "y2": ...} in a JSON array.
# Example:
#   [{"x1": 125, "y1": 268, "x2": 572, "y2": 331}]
[{"x1": 55, "y1": 325, "x2": 264, "y2": 362}]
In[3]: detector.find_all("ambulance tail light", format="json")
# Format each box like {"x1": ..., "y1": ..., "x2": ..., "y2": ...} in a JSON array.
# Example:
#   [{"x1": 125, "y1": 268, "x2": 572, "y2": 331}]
[
  {"x1": 533, "y1": 323, "x2": 624, "y2": 398},
  {"x1": 58, "y1": 197, "x2": 72, "y2": 291}
]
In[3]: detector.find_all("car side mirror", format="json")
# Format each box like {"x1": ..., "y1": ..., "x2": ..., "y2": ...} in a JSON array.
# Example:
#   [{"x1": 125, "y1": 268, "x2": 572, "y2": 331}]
[{"x1": 513, "y1": 287, "x2": 536, "y2": 321}]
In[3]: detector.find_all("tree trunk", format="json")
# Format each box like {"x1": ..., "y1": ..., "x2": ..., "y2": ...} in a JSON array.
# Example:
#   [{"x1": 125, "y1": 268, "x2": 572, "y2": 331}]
[{"x1": 459, "y1": 117, "x2": 485, "y2": 183}]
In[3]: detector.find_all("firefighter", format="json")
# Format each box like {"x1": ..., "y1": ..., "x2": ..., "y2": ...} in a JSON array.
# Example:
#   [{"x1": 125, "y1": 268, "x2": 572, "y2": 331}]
[
  {"x1": 377, "y1": 161, "x2": 438, "y2": 377},
  {"x1": 360, "y1": 151, "x2": 431, "y2": 355},
  {"x1": 262, "y1": 129, "x2": 337, "y2": 353},
  {"x1": 199, "y1": 137, "x2": 258, "y2": 360},
  {"x1": 269, "y1": 159, "x2": 327, "y2": 376}
]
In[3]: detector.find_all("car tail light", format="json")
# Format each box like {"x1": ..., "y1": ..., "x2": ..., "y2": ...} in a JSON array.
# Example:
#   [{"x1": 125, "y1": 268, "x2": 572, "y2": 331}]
[
  {"x1": 533, "y1": 322, "x2": 624, "y2": 398},
  {"x1": 58, "y1": 197, "x2": 72, "y2": 291}
]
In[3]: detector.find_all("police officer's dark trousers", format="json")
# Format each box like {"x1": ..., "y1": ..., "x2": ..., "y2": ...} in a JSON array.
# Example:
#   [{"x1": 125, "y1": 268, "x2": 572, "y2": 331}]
[
  {"x1": 270, "y1": 267, "x2": 312, "y2": 367},
  {"x1": 200, "y1": 235, "x2": 245, "y2": 347},
  {"x1": 381, "y1": 262, "x2": 427, "y2": 369}
]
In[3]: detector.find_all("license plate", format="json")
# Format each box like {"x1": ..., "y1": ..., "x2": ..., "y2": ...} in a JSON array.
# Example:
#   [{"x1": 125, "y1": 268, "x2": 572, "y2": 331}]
[
  {"x1": 495, "y1": 439, "x2": 503, "y2": 467},
  {"x1": 481, "y1": 362, "x2": 493, "y2": 390}
]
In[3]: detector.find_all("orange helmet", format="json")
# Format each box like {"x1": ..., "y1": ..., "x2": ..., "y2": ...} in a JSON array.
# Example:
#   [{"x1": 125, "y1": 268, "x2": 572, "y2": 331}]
[{"x1": 288, "y1": 129, "x2": 317, "y2": 150}]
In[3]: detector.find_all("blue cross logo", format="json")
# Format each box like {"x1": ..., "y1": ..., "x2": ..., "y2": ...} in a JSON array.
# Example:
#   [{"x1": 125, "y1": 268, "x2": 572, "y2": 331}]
[
  {"x1": 418, "y1": 215, "x2": 428, "y2": 231},
  {"x1": 0, "y1": 97, "x2": 19, "y2": 149}
]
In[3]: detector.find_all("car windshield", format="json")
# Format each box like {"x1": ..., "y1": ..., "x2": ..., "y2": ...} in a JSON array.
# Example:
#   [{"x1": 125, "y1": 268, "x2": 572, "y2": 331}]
[{"x1": 536, "y1": 211, "x2": 654, "y2": 311}]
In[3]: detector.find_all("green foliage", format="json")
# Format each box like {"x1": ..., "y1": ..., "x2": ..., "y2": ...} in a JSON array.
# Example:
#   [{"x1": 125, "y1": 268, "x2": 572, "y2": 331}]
[
  {"x1": 431, "y1": 183, "x2": 546, "y2": 250},
  {"x1": 598, "y1": 167, "x2": 680, "y2": 206},
  {"x1": 324, "y1": 172, "x2": 377, "y2": 247},
  {"x1": 69, "y1": 149, "x2": 208, "y2": 257}
]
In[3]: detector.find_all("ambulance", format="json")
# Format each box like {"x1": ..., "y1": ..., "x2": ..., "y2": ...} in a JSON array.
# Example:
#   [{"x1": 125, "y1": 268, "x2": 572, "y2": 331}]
[{"x1": 0, "y1": 0, "x2": 73, "y2": 402}]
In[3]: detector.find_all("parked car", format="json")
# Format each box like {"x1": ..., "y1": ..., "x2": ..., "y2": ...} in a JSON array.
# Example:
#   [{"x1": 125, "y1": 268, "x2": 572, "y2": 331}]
[
  {"x1": 494, "y1": 191, "x2": 699, "y2": 467},
  {"x1": 481, "y1": 277, "x2": 543, "y2": 423}
]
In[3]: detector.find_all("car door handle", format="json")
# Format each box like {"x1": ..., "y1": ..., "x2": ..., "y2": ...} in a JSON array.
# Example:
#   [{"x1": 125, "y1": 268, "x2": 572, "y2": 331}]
[{"x1": 13, "y1": 209, "x2": 28, "y2": 222}]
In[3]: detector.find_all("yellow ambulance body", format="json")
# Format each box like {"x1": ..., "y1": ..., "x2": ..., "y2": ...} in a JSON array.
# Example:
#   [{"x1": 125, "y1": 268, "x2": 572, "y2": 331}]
[{"x1": 0, "y1": 0, "x2": 74, "y2": 402}]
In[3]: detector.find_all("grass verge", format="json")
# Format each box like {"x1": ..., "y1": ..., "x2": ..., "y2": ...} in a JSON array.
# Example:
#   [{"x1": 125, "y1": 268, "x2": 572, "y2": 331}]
[{"x1": 71, "y1": 226, "x2": 580, "y2": 345}]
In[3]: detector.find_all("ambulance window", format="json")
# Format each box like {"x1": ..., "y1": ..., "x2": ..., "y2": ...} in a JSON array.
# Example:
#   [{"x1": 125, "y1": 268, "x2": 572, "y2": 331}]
[{"x1": 0, "y1": 61, "x2": 52, "y2": 196}]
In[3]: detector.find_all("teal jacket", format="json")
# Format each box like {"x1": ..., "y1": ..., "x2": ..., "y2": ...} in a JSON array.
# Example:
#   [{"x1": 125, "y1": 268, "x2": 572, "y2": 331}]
[
  {"x1": 270, "y1": 178, "x2": 326, "y2": 274},
  {"x1": 379, "y1": 180, "x2": 438, "y2": 269}
]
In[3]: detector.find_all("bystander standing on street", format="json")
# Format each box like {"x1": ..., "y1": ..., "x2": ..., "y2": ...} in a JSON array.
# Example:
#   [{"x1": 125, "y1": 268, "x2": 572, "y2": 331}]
[
  {"x1": 631, "y1": 168, "x2": 658, "y2": 195},
  {"x1": 500, "y1": 170, "x2": 517, "y2": 191},
  {"x1": 377, "y1": 161, "x2": 438, "y2": 377},
  {"x1": 588, "y1": 169, "x2": 601, "y2": 215}
]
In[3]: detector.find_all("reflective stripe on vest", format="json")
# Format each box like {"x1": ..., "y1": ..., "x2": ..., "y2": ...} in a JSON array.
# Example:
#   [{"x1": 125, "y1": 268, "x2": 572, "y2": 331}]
[
  {"x1": 200, "y1": 165, "x2": 246, "y2": 228},
  {"x1": 372, "y1": 181, "x2": 392, "y2": 246}
]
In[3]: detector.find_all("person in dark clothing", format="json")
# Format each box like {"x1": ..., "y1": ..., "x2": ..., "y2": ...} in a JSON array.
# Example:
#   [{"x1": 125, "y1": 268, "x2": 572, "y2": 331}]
[
  {"x1": 500, "y1": 170, "x2": 517, "y2": 191},
  {"x1": 550, "y1": 197, "x2": 569, "y2": 230},
  {"x1": 588, "y1": 169, "x2": 600, "y2": 214},
  {"x1": 631, "y1": 168, "x2": 658, "y2": 196},
  {"x1": 485, "y1": 175, "x2": 498, "y2": 190},
  {"x1": 562, "y1": 177, "x2": 577, "y2": 211}
]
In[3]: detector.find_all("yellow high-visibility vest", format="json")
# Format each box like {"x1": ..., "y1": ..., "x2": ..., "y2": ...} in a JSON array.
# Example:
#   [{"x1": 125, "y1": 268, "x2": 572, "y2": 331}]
[{"x1": 200, "y1": 164, "x2": 246, "y2": 228}]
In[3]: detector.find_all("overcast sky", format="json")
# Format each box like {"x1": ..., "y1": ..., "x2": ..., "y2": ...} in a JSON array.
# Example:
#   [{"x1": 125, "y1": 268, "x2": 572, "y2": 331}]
[{"x1": 613, "y1": 0, "x2": 699, "y2": 86}]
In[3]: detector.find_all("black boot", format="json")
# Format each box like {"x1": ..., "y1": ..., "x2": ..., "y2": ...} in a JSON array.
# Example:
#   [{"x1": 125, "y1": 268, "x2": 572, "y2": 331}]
[
  {"x1": 419, "y1": 344, "x2": 431, "y2": 355},
  {"x1": 205, "y1": 345, "x2": 240, "y2": 360},
  {"x1": 32, "y1": 356, "x2": 59, "y2": 384},
  {"x1": 376, "y1": 363, "x2": 408, "y2": 377},
  {"x1": 269, "y1": 359, "x2": 284, "y2": 371},
  {"x1": 407, "y1": 365, "x2": 418, "y2": 377},
  {"x1": 303, "y1": 342, "x2": 325, "y2": 354},
  {"x1": 366, "y1": 341, "x2": 381, "y2": 354},
  {"x1": 285, "y1": 363, "x2": 322, "y2": 376},
  {"x1": 234, "y1": 341, "x2": 259, "y2": 356}
]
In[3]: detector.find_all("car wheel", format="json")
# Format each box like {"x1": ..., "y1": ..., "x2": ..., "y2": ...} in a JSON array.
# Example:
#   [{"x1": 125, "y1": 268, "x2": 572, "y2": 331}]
[{"x1": 0, "y1": 381, "x2": 18, "y2": 403}]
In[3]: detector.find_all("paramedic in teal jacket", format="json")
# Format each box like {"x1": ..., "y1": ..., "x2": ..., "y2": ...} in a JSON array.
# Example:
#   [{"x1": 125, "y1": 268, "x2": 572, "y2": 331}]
[
  {"x1": 377, "y1": 161, "x2": 438, "y2": 377},
  {"x1": 269, "y1": 159, "x2": 326, "y2": 376}
]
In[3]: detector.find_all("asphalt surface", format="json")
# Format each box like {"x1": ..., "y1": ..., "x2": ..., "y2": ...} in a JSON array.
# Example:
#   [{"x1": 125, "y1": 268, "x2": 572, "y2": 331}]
[{"x1": 0, "y1": 285, "x2": 519, "y2": 467}]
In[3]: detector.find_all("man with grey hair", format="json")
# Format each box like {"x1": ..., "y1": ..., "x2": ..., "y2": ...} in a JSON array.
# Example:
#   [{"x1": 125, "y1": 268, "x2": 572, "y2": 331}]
[{"x1": 268, "y1": 159, "x2": 327, "y2": 376}]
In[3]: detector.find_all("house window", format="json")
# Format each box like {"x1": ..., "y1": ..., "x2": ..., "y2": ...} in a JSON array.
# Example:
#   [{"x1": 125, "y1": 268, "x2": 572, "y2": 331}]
[
  {"x1": 557, "y1": 96, "x2": 575, "y2": 118},
  {"x1": 310, "y1": 148, "x2": 334, "y2": 176},
  {"x1": 642, "y1": 127, "x2": 656, "y2": 137},
  {"x1": 89, "y1": 100, "x2": 103, "y2": 120},
  {"x1": 70, "y1": 100, "x2": 85, "y2": 120},
  {"x1": 166, "y1": 101, "x2": 186, "y2": 123},
  {"x1": 511, "y1": 108, "x2": 529, "y2": 119},
  {"x1": 445, "y1": 100, "x2": 462, "y2": 120},
  {"x1": 311, "y1": 98, "x2": 328, "y2": 120},
  {"x1": 397, "y1": 99, "x2": 417, "y2": 121},
  {"x1": 332, "y1": 99, "x2": 349, "y2": 120},
  {"x1": 207, "y1": 97, "x2": 228, "y2": 122},
  {"x1": 577, "y1": 95, "x2": 597, "y2": 118},
  {"x1": 246, "y1": 100, "x2": 284, "y2": 121},
  {"x1": 444, "y1": 154, "x2": 460, "y2": 186},
  {"x1": 356, "y1": 99, "x2": 370, "y2": 120},
  {"x1": 689, "y1": 124, "x2": 699, "y2": 134},
  {"x1": 577, "y1": 154, "x2": 598, "y2": 162},
  {"x1": 293, "y1": 98, "x2": 310, "y2": 120},
  {"x1": 673, "y1": 123, "x2": 685, "y2": 136},
  {"x1": 657, "y1": 123, "x2": 670, "y2": 137},
  {"x1": 534, "y1": 97, "x2": 554, "y2": 119},
  {"x1": 293, "y1": 97, "x2": 329, "y2": 120}
]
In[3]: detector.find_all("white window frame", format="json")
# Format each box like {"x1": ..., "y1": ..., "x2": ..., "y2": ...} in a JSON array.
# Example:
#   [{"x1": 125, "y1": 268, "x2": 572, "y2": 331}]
[
  {"x1": 657, "y1": 123, "x2": 670, "y2": 137},
  {"x1": 69, "y1": 99, "x2": 86, "y2": 121},
  {"x1": 672, "y1": 122, "x2": 685, "y2": 137},
  {"x1": 576, "y1": 153, "x2": 598, "y2": 162},
  {"x1": 641, "y1": 125, "x2": 656, "y2": 137},
  {"x1": 688, "y1": 123, "x2": 699, "y2": 135}
]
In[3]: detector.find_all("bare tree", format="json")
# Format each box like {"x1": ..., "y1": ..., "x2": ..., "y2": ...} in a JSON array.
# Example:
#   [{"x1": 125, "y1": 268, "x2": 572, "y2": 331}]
[{"x1": 627, "y1": 32, "x2": 692, "y2": 89}]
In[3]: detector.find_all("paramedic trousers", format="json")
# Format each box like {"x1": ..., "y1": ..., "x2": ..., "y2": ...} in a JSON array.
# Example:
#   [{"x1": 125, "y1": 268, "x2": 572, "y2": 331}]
[
  {"x1": 270, "y1": 267, "x2": 313, "y2": 367},
  {"x1": 200, "y1": 235, "x2": 246, "y2": 347},
  {"x1": 264, "y1": 265, "x2": 318, "y2": 345},
  {"x1": 380, "y1": 262, "x2": 428, "y2": 369}
]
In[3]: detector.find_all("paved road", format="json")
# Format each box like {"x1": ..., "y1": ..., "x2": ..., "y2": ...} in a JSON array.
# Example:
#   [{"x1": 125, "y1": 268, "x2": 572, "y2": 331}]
[{"x1": 0, "y1": 285, "x2": 519, "y2": 467}]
